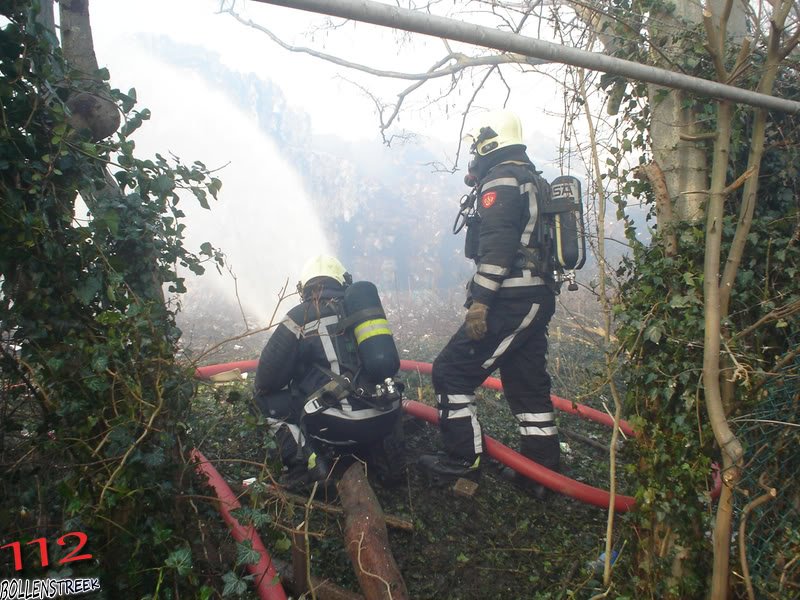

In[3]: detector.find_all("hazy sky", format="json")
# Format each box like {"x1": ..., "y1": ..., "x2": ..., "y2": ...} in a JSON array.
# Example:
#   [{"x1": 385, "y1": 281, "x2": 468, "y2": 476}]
[
  {"x1": 87, "y1": 0, "x2": 574, "y2": 322},
  {"x1": 92, "y1": 0, "x2": 567, "y2": 149}
]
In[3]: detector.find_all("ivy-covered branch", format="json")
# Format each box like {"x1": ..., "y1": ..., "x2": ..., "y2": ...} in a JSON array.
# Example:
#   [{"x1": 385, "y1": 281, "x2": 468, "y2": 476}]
[{"x1": 0, "y1": 2, "x2": 225, "y2": 594}]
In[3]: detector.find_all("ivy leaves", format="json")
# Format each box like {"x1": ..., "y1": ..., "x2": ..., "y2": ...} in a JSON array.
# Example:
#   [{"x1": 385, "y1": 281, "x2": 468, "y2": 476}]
[{"x1": 0, "y1": 2, "x2": 225, "y2": 595}]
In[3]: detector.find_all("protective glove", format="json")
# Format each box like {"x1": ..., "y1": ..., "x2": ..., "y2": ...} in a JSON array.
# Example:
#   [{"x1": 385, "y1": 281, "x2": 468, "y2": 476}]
[{"x1": 465, "y1": 302, "x2": 489, "y2": 340}]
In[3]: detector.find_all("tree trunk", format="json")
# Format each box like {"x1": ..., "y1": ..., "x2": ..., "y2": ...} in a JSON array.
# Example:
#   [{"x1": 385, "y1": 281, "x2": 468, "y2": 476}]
[
  {"x1": 60, "y1": 0, "x2": 100, "y2": 75},
  {"x1": 34, "y1": 0, "x2": 56, "y2": 33},
  {"x1": 336, "y1": 463, "x2": 409, "y2": 600},
  {"x1": 646, "y1": 0, "x2": 745, "y2": 223},
  {"x1": 647, "y1": 87, "x2": 708, "y2": 222},
  {"x1": 59, "y1": 0, "x2": 120, "y2": 140}
]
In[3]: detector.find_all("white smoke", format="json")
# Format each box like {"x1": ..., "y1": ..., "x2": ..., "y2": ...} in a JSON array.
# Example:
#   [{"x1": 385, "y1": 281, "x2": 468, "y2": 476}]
[{"x1": 95, "y1": 38, "x2": 329, "y2": 324}]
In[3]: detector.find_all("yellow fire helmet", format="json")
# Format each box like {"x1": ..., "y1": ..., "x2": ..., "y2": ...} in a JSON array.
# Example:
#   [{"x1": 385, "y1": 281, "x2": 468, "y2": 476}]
[
  {"x1": 298, "y1": 254, "x2": 350, "y2": 293},
  {"x1": 464, "y1": 109, "x2": 524, "y2": 156}
]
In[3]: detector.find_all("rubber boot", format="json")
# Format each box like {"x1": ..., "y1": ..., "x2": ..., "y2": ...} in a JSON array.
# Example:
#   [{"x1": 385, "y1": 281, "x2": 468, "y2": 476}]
[
  {"x1": 418, "y1": 452, "x2": 481, "y2": 485},
  {"x1": 274, "y1": 424, "x2": 329, "y2": 493},
  {"x1": 498, "y1": 466, "x2": 549, "y2": 501},
  {"x1": 500, "y1": 439, "x2": 560, "y2": 501}
]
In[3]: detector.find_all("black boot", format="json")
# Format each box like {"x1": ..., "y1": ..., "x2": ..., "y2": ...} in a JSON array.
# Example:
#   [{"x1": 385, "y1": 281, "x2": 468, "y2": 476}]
[
  {"x1": 418, "y1": 452, "x2": 481, "y2": 483},
  {"x1": 509, "y1": 438, "x2": 559, "y2": 499},
  {"x1": 279, "y1": 449, "x2": 330, "y2": 492},
  {"x1": 498, "y1": 466, "x2": 550, "y2": 501},
  {"x1": 273, "y1": 426, "x2": 330, "y2": 492}
]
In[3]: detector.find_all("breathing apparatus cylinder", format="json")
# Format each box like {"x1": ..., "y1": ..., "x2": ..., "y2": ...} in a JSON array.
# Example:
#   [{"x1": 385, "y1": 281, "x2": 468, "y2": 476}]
[
  {"x1": 343, "y1": 281, "x2": 400, "y2": 384},
  {"x1": 545, "y1": 175, "x2": 586, "y2": 271}
]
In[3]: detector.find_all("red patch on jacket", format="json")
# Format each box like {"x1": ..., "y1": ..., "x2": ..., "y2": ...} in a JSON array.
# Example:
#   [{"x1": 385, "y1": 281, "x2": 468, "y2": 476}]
[{"x1": 481, "y1": 191, "x2": 497, "y2": 209}]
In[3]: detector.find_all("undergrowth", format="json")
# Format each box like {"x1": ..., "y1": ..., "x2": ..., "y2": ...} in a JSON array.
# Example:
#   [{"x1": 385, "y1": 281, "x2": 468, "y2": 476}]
[{"x1": 185, "y1": 317, "x2": 635, "y2": 600}]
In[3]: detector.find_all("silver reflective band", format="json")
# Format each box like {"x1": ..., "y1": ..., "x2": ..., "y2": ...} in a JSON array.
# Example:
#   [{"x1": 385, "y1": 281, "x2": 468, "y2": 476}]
[
  {"x1": 465, "y1": 403, "x2": 483, "y2": 454},
  {"x1": 446, "y1": 407, "x2": 475, "y2": 419},
  {"x1": 444, "y1": 393, "x2": 475, "y2": 406},
  {"x1": 302, "y1": 315, "x2": 339, "y2": 334},
  {"x1": 439, "y1": 394, "x2": 475, "y2": 410},
  {"x1": 519, "y1": 425, "x2": 559, "y2": 436},
  {"x1": 482, "y1": 176, "x2": 518, "y2": 189},
  {"x1": 516, "y1": 412, "x2": 555, "y2": 423},
  {"x1": 281, "y1": 316, "x2": 303, "y2": 339},
  {"x1": 482, "y1": 302, "x2": 541, "y2": 370},
  {"x1": 436, "y1": 402, "x2": 482, "y2": 453},
  {"x1": 321, "y1": 401, "x2": 401, "y2": 421},
  {"x1": 301, "y1": 315, "x2": 342, "y2": 374},
  {"x1": 519, "y1": 182, "x2": 538, "y2": 246},
  {"x1": 501, "y1": 274, "x2": 546, "y2": 287},
  {"x1": 478, "y1": 263, "x2": 509, "y2": 276},
  {"x1": 473, "y1": 273, "x2": 501, "y2": 291},
  {"x1": 267, "y1": 419, "x2": 305, "y2": 445},
  {"x1": 473, "y1": 413, "x2": 483, "y2": 454}
]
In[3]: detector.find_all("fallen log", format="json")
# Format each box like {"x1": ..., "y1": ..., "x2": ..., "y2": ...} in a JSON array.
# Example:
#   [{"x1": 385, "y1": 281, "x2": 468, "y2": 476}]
[
  {"x1": 336, "y1": 463, "x2": 409, "y2": 600},
  {"x1": 271, "y1": 555, "x2": 365, "y2": 600}
]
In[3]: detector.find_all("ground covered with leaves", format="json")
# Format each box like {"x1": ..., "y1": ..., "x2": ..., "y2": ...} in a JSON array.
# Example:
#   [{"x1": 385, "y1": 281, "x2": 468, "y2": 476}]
[{"x1": 181, "y1": 289, "x2": 637, "y2": 599}]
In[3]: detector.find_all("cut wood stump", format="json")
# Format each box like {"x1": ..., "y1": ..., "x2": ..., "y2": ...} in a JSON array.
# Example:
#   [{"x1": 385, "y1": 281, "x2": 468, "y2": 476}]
[
  {"x1": 336, "y1": 462, "x2": 409, "y2": 600},
  {"x1": 452, "y1": 477, "x2": 479, "y2": 498}
]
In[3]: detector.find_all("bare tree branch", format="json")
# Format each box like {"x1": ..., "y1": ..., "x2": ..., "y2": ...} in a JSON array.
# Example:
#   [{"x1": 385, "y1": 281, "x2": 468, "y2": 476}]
[
  {"x1": 224, "y1": 0, "x2": 548, "y2": 164},
  {"x1": 223, "y1": 6, "x2": 545, "y2": 81}
]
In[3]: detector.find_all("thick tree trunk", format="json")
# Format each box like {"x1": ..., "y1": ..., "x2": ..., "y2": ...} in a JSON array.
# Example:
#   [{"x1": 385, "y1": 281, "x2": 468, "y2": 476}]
[
  {"x1": 646, "y1": 0, "x2": 746, "y2": 223},
  {"x1": 59, "y1": 0, "x2": 120, "y2": 140},
  {"x1": 647, "y1": 88, "x2": 708, "y2": 222},
  {"x1": 34, "y1": 0, "x2": 56, "y2": 32},
  {"x1": 336, "y1": 463, "x2": 409, "y2": 600},
  {"x1": 60, "y1": 0, "x2": 99, "y2": 74}
]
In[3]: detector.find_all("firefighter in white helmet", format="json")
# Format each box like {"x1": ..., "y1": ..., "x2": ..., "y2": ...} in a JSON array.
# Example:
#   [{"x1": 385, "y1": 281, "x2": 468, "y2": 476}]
[
  {"x1": 419, "y1": 109, "x2": 560, "y2": 499},
  {"x1": 253, "y1": 255, "x2": 404, "y2": 491}
]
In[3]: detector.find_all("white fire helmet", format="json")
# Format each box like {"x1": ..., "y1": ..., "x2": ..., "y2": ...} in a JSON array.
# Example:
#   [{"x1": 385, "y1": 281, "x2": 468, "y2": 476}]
[
  {"x1": 463, "y1": 109, "x2": 524, "y2": 156},
  {"x1": 298, "y1": 255, "x2": 349, "y2": 292}
]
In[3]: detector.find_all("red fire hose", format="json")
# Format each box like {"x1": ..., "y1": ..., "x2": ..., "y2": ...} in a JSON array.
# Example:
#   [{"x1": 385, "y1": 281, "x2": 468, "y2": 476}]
[
  {"x1": 195, "y1": 360, "x2": 258, "y2": 380},
  {"x1": 190, "y1": 449, "x2": 288, "y2": 600},
  {"x1": 398, "y1": 359, "x2": 636, "y2": 436},
  {"x1": 194, "y1": 359, "x2": 719, "y2": 514},
  {"x1": 401, "y1": 398, "x2": 636, "y2": 511},
  {"x1": 194, "y1": 359, "x2": 638, "y2": 510},
  {"x1": 194, "y1": 359, "x2": 635, "y2": 436}
]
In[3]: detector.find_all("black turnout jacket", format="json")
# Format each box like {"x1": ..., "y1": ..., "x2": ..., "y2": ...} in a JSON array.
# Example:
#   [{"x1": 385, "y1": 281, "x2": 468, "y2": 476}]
[
  {"x1": 255, "y1": 282, "x2": 353, "y2": 403},
  {"x1": 466, "y1": 145, "x2": 552, "y2": 306}
]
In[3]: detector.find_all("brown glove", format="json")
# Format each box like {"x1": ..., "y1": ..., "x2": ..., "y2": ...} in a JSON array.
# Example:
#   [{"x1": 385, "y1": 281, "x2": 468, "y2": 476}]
[{"x1": 465, "y1": 302, "x2": 489, "y2": 341}]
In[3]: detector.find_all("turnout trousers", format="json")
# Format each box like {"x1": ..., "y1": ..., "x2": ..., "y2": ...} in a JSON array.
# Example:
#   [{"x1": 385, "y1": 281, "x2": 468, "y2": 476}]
[{"x1": 431, "y1": 289, "x2": 560, "y2": 471}]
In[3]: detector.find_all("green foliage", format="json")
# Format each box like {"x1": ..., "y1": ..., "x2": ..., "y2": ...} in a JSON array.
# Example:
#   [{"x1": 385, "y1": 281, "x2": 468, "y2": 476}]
[
  {"x1": 221, "y1": 571, "x2": 251, "y2": 597},
  {"x1": 234, "y1": 540, "x2": 261, "y2": 568},
  {"x1": 0, "y1": 1, "x2": 224, "y2": 594},
  {"x1": 614, "y1": 232, "x2": 716, "y2": 597},
  {"x1": 592, "y1": 6, "x2": 800, "y2": 598}
]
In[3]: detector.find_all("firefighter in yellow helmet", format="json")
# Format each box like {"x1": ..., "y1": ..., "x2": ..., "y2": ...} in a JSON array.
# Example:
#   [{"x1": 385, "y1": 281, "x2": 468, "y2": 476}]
[
  {"x1": 419, "y1": 109, "x2": 559, "y2": 499},
  {"x1": 252, "y1": 255, "x2": 404, "y2": 491}
]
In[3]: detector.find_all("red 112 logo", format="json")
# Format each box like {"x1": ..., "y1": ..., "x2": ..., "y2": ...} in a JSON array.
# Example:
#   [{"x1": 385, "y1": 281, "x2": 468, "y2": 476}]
[{"x1": 1, "y1": 532, "x2": 92, "y2": 571}]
